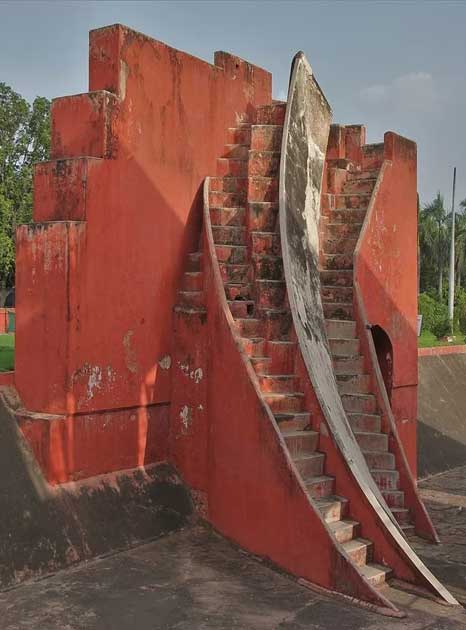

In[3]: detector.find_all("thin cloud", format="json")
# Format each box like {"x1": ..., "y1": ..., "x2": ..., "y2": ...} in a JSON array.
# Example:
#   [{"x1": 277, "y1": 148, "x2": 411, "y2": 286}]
[{"x1": 360, "y1": 72, "x2": 437, "y2": 112}]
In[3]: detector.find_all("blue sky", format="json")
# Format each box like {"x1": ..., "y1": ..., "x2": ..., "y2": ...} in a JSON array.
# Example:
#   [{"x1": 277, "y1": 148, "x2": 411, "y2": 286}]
[{"x1": 1, "y1": 0, "x2": 465, "y2": 205}]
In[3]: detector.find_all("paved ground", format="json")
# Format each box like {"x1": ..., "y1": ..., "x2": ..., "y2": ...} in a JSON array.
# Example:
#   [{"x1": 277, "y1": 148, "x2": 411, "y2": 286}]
[
  {"x1": 414, "y1": 464, "x2": 466, "y2": 606},
  {"x1": 2, "y1": 466, "x2": 466, "y2": 629},
  {"x1": 1, "y1": 522, "x2": 466, "y2": 630}
]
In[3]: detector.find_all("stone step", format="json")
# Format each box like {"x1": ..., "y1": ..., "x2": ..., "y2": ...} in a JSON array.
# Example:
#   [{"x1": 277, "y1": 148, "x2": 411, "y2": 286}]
[
  {"x1": 392, "y1": 507, "x2": 411, "y2": 526},
  {"x1": 329, "y1": 519, "x2": 361, "y2": 544},
  {"x1": 359, "y1": 563, "x2": 391, "y2": 587},
  {"x1": 253, "y1": 254, "x2": 284, "y2": 281},
  {"x1": 210, "y1": 191, "x2": 247, "y2": 208},
  {"x1": 275, "y1": 412, "x2": 311, "y2": 432},
  {"x1": 212, "y1": 225, "x2": 246, "y2": 246},
  {"x1": 337, "y1": 373, "x2": 371, "y2": 394},
  {"x1": 325, "y1": 222, "x2": 363, "y2": 239},
  {"x1": 210, "y1": 176, "x2": 248, "y2": 194},
  {"x1": 227, "y1": 127, "x2": 251, "y2": 145},
  {"x1": 372, "y1": 468, "x2": 400, "y2": 491},
  {"x1": 329, "y1": 208, "x2": 367, "y2": 224},
  {"x1": 259, "y1": 308, "x2": 293, "y2": 340},
  {"x1": 228, "y1": 299, "x2": 255, "y2": 318},
  {"x1": 256, "y1": 279, "x2": 287, "y2": 308},
  {"x1": 325, "y1": 319, "x2": 356, "y2": 339},
  {"x1": 293, "y1": 451, "x2": 325, "y2": 477},
  {"x1": 323, "y1": 302, "x2": 354, "y2": 321},
  {"x1": 219, "y1": 263, "x2": 250, "y2": 284},
  {"x1": 234, "y1": 318, "x2": 262, "y2": 338},
  {"x1": 258, "y1": 374, "x2": 298, "y2": 394},
  {"x1": 334, "y1": 193, "x2": 371, "y2": 210},
  {"x1": 173, "y1": 305, "x2": 207, "y2": 317},
  {"x1": 329, "y1": 338, "x2": 360, "y2": 357},
  {"x1": 251, "y1": 124, "x2": 283, "y2": 151},
  {"x1": 382, "y1": 489, "x2": 405, "y2": 508},
  {"x1": 342, "y1": 538, "x2": 373, "y2": 566},
  {"x1": 224, "y1": 283, "x2": 251, "y2": 301},
  {"x1": 248, "y1": 202, "x2": 279, "y2": 231},
  {"x1": 256, "y1": 103, "x2": 286, "y2": 125},
  {"x1": 333, "y1": 355, "x2": 364, "y2": 375},
  {"x1": 248, "y1": 176, "x2": 279, "y2": 203},
  {"x1": 187, "y1": 252, "x2": 202, "y2": 272},
  {"x1": 181, "y1": 271, "x2": 203, "y2": 292},
  {"x1": 315, "y1": 495, "x2": 349, "y2": 523},
  {"x1": 361, "y1": 143, "x2": 384, "y2": 171},
  {"x1": 241, "y1": 337, "x2": 266, "y2": 357},
  {"x1": 250, "y1": 356, "x2": 272, "y2": 375},
  {"x1": 215, "y1": 244, "x2": 247, "y2": 264},
  {"x1": 217, "y1": 157, "x2": 248, "y2": 177},
  {"x1": 352, "y1": 169, "x2": 379, "y2": 181},
  {"x1": 282, "y1": 430, "x2": 319, "y2": 456},
  {"x1": 363, "y1": 450, "x2": 395, "y2": 470},
  {"x1": 248, "y1": 151, "x2": 281, "y2": 177},
  {"x1": 210, "y1": 206, "x2": 245, "y2": 226},
  {"x1": 267, "y1": 340, "x2": 297, "y2": 373},
  {"x1": 321, "y1": 285, "x2": 353, "y2": 304},
  {"x1": 305, "y1": 475, "x2": 335, "y2": 499},
  {"x1": 342, "y1": 393, "x2": 377, "y2": 414},
  {"x1": 347, "y1": 413, "x2": 382, "y2": 433},
  {"x1": 177, "y1": 290, "x2": 204, "y2": 309},
  {"x1": 223, "y1": 144, "x2": 249, "y2": 160},
  {"x1": 355, "y1": 431, "x2": 388, "y2": 452},
  {"x1": 343, "y1": 178, "x2": 377, "y2": 195},
  {"x1": 322, "y1": 253, "x2": 353, "y2": 271},
  {"x1": 323, "y1": 236, "x2": 358, "y2": 255},
  {"x1": 320, "y1": 270, "x2": 354, "y2": 288},
  {"x1": 251, "y1": 231, "x2": 281, "y2": 256},
  {"x1": 401, "y1": 524, "x2": 416, "y2": 537},
  {"x1": 263, "y1": 392, "x2": 305, "y2": 413}
]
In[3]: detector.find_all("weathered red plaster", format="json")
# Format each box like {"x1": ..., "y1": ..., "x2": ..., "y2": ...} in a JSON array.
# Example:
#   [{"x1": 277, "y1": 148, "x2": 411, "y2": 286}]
[
  {"x1": 355, "y1": 133, "x2": 418, "y2": 476},
  {"x1": 15, "y1": 23, "x2": 271, "y2": 482}
]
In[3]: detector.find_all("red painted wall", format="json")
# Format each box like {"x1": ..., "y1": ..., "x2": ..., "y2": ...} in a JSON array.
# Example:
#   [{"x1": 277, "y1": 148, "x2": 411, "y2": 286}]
[
  {"x1": 15, "y1": 24, "x2": 271, "y2": 482},
  {"x1": 355, "y1": 133, "x2": 418, "y2": 475}
]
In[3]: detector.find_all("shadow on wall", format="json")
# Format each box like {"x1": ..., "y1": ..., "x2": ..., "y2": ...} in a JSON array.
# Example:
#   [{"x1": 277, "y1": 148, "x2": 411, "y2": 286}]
[{"x1": 371, "y1": 325, "x2": 393, "y2": 402}]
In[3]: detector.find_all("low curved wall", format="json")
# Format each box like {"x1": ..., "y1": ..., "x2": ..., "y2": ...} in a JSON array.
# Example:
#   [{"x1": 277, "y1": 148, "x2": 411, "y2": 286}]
[{"x1": 418, "y1": 352, "x2": 466, "y2": 478}]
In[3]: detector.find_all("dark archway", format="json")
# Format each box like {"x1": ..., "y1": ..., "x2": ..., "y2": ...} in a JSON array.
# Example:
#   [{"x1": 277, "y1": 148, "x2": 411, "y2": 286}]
[{"x1": 371, "y1": 325, "x2": 393, "y2": 401}]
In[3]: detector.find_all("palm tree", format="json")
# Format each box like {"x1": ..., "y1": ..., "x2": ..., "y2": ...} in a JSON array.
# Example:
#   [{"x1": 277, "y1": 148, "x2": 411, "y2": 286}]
[{"x1": 423, "y1": 193, "x2": 448, "y2": 298}]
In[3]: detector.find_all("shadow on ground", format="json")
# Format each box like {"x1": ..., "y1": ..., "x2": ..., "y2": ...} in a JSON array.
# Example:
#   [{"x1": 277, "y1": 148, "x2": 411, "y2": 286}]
[{"x1": 1, "y1": 524, "x2": 465, "y2": 630}]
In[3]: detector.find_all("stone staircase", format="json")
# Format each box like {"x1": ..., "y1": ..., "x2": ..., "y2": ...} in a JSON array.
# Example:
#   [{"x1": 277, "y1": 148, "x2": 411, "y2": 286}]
[
  {"x1": 321, "y1": 146, "x2": 415, "y2": 536},
  {"x1": 175, "y1": 104, "x2": 393, "y2": 588}
]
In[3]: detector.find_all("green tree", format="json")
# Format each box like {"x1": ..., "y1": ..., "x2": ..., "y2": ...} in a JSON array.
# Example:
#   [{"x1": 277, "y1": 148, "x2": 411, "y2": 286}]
[
  {"x1": 421, "y1": 192, "x2": 449, "y2": 298},
  {"x1": 0, "y1": 83, "x2": 50, "y2": 289}
]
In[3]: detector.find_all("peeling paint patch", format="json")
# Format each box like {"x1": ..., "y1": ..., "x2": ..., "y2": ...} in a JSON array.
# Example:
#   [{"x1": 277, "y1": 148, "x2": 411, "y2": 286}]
[
  {"x1": 158, "y1": 355, "x2": 172, "y2": 370},
  {"x1": 123, "y1": 330, "x2": 138, "y2": 374},
  {"x1": 87, "y1": 366, "x2": 103, "y2": 400},
  {"x1": 179, "y1": 405, "x2": 192, "y2": 434}
]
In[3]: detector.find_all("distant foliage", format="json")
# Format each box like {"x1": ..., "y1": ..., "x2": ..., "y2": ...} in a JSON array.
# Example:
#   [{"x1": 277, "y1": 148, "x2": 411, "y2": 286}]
[
  {"x1": 0, "y1": 82, "x2": 50, "y2": 289},
  {"x1": 419, "y1": 293, "x2": 450, "y2": 339}
]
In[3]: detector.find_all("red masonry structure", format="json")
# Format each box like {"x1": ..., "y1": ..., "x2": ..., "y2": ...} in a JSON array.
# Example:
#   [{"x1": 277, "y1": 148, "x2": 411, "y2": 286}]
[{"x1": 4, "y1": 25, "x2": 459, "y2": 612}]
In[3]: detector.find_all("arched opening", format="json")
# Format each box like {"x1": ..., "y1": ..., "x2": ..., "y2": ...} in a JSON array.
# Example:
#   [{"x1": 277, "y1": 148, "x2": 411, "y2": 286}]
[{"x1": 371, "y1": 325, "x2": 393, "y2": 402}]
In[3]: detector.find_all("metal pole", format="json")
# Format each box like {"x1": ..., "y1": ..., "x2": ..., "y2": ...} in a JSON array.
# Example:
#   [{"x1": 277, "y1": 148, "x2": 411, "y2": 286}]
[{"x1": 448, "y1": 167, "x2": 457, "y2": 331}]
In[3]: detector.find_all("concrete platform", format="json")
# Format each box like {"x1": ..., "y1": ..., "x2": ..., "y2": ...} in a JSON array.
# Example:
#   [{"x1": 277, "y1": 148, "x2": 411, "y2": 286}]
[
  {"x1": 414, "y1": 464, "x2": 466, "y2": 607},
  {"x1": 1, "y1": 524, "x2": 465, "y2": 629}
]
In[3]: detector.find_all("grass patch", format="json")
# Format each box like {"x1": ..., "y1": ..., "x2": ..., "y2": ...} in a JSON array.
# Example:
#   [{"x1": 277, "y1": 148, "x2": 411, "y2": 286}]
[
  {"x1": 0, "y1": 334, "x2": 14, "y2": 372},
  {"x1": 418, "y1": 329, "x2": 466, "y2": 348}
]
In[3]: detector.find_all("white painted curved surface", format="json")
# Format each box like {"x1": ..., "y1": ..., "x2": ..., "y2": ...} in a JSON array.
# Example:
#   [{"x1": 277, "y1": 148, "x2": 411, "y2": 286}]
[{"x1": 279, "y1": 51, "x2": 458, "y2": 606}]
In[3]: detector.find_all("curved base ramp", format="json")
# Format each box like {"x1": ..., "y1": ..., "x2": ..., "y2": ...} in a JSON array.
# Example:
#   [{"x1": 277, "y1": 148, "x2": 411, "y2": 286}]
[
  {"x1": 279, "y1": 51, "x2": 458, "y2": 606},
  {"x1": 0, "y1": 387, "x2": 192, "y2": 590}
]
